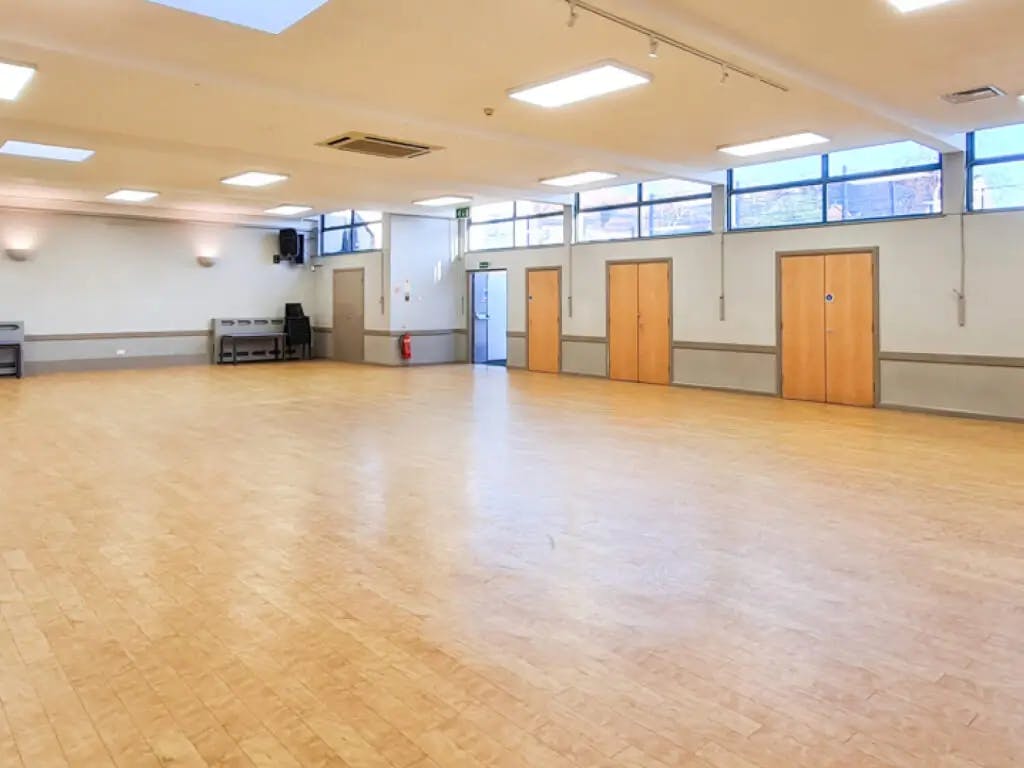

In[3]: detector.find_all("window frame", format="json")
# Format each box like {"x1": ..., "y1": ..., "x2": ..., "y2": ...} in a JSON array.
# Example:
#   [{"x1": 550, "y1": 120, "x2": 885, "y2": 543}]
[
  {"x1": 574, "y1": 181, "x2": 714, "y2": 243},
  {"x1": 319, "y1": 210, "x2": 384, "y2": 256},
  {"x1": 727, "y1": 149, "x2": 943, "y2": 232},
  {"x1": 467, "y1": 201, "x2": 565, "y2": 252},
  {"x1": 966, "y1": 128, "x2": 1024, "y2": 213}
]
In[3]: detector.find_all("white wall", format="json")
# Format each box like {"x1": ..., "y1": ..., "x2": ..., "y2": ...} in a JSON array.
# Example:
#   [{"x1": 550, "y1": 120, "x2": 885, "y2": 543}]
[
  {"x1": 467, "y1": 210, "x2": 1024, "y2": 357},
  {"x1": 0, "y1": 209, "x2": 313, "y2": 334},
  {"x1": 388, "y1": 214, "x2": 461, "y2": 331}
]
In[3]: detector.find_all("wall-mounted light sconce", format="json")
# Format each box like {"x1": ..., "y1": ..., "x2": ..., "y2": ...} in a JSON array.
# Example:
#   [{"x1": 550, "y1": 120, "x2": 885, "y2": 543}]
[
  {"x1": 5, "y1": 248, "x2": 34, "y2": 262},
  {"x1": 196, "y1": 245, "x2": 219, "y2": 268}
]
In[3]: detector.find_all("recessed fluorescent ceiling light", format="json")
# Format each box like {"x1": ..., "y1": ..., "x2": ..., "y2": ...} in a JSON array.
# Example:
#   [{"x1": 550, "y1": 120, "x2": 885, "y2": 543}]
[
  {"x1": 221, "y1": 171, "x2": 289, "y2": 187},
  {"x1": 888, "y1": 0, "x2": 957, "y2": 12},
  {"x1": 0, "y1": 61, "x2": 35, "y2": 101},
  {"x1": 265, "y1": 205, "x2": 312, "y2": 216},
  {"x1": 106, "y1": 189, "x2": 159, "y2": 202},
  {"x1": 145, "y1": 0, "x2": 328, "y2": 34},
  {"x1": 718, "y1": 132, "x2": 829, "y2": 157},
  {"x1": 413, "y1": 196, "x2": 472, "y2": 207},
  {"x1": 0, "y1": 140, "x2": 94, "y2": 162},
  {"x1": 541, "y1": 171, "x2": 618, "y2": 187},
  {"x1": 509, "y1": 62, "x2": 650, "y2": 108}
]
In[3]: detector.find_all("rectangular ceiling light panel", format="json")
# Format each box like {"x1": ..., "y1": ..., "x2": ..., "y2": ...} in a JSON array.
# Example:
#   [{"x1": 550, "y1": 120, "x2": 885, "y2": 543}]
[
  {"x1": 888, "y1": 0, "x2": 957, "y2": 12},
  {"x1": 265, "y1": 205, "x2": 312, "y2": 216},
  {"x1": 107, "y1": 189, "x2": 159, "y2": 202},
  {"x1": 0, "y1": 140, "x2": 94, "y2": 162},
  {"x1": 718, "y1": 132, "x2": 829, "y2": 157},
  {"x1": 146, "y1": 0, "x2": 328, "y2": 34},
  {"x1": 222, "y1": 171, "x2": 289, "y2": 187},
  {"x1": 509, "y1": 63, "x2": 650, "y2": 108},
  {"x1": 0, "y1": 61, "x2": 35, "y2": 101},
  {"x1": 414, "y1": 196, "x2": 472, "y2": 207},
  {"x1": 541, "y1": 171, "x2": 618, "y2": 187}
]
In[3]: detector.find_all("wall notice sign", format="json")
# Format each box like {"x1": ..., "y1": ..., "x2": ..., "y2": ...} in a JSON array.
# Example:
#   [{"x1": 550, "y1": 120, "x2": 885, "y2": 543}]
[{"x1": 455, "y1": 207, "x2": 471, "y2": 219}]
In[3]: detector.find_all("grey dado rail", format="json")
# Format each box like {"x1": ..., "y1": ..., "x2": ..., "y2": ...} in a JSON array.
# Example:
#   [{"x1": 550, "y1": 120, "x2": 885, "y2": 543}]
[{"x1": 212, "y1": 318, "x2": 286, "y2": 364}]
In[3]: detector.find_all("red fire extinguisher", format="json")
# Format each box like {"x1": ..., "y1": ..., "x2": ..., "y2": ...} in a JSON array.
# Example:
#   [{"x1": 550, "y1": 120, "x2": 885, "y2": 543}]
[{"x1": 400, "y1": 333, "x2": 412, "y2": 360}]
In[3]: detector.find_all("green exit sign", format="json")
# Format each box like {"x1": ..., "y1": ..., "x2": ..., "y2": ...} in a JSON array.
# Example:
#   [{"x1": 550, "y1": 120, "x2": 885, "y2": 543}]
[
  {"x1": 455, "y1": 207, "x2": 471, "y2": 219},
  {"x1": 478, "y1": 261, "x2": 491, "y2": 270}
]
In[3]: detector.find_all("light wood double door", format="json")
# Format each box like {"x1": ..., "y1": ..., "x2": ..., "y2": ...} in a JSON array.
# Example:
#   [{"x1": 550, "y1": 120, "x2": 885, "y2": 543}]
[
  {"x1": 608, "y1": 261, "x2": 671, "y2": 385},
  {"x1": 780, "y1": 251, "x2": 876, "y2": 407}
]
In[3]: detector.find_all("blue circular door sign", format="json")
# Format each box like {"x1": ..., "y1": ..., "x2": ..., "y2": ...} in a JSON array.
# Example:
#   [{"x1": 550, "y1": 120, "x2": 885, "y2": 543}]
[{"x1": 825, "y1": 293, "x2": 835, "y2": 303}]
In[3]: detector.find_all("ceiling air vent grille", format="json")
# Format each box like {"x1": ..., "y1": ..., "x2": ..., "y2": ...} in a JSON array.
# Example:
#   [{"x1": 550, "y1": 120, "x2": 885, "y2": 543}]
[
  {"x1": 321, "y1": 133, "x2": 436, "y2": 159},
  {"x1": 942, "y1": 86, "x2": 1006, "y2": 105}
]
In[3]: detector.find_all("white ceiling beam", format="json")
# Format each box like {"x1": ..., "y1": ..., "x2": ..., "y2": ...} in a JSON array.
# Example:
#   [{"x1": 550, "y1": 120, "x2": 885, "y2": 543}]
[{"x1": 0, "y1": 33, "x2": 719, "y2": 188}]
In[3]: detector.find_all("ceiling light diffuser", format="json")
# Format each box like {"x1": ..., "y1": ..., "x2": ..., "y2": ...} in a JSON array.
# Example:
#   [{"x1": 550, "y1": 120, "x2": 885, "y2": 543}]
[
  {"x1": 718, "y1": 132, "x2": 829, "y2": 157},
  {"x1": 0, "y1": 61, "x2": 35, "y2": 101},
  {"x1": 887, "y1": 0, "x2": 957, "y2": 12},
  {"x1": 221, "y1": 171, "x2": 289, "y2": 187},
  {"x1": 106, "y1": 189, "x2": 159, "y2": 202},
  {"x1": 509, "y1": 62, "x2": 650, "y2": 108},
  {"x1": 0, "y1": 140, "x2": 94, "y2": 162},
  {"x1": 540, "y1": 171, "x2": 618, "y2": 187},
  {"x1": 265, "y1": 205, "x2": 312, "y2": 216},
  {"x1": 145, "y1": 0, "x2": 328, "y2": 34},
  {"x1": 413, "y1": 196, "x2": 472, "y2": 207}
]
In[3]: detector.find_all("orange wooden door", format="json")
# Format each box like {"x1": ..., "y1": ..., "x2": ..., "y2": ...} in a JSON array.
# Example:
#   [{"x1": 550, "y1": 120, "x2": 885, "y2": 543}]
[
  {"x1": 527, "y1": 269, "x2": 560, "y2": 373},
  {"x1": 638, "y1": 261, "x2": 671, "y2": 385},
  {"x1": 825, "y1": 252, "x2": 875, "y2": 406},
  {"x1": 780, "y1": 255, "x2": 826, "y2": 402},
  {"x1": 608, "y1": 264, "x2": 639, "y2": 381}
]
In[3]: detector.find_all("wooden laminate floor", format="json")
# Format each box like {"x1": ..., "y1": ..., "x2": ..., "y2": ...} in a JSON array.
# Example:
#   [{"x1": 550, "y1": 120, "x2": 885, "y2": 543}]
[{"x1": 2, "y1": 362, "x2": 1023, "y2": 767}]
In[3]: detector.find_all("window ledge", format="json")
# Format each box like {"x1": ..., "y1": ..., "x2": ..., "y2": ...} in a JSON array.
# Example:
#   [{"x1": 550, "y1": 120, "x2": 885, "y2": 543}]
[{"x1": 727, "y1": 212, "x2": 943, "y2": 235}]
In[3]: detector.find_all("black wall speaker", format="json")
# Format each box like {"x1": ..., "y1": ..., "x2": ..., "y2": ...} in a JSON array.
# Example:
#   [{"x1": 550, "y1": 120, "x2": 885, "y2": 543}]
[{"x1": 279, "y1": 228, "x2": 300, "y2": 258}]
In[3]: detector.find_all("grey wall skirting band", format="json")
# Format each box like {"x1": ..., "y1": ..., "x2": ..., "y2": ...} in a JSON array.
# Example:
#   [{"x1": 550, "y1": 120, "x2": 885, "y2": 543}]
[
  {"x1": 672, "y1": 341, "x2": 777, "y2": 354},
  {"x1": 26, "y1": 330, "x2": 210, "y2": 342},
  {"x1": 364, "y1": 329, "x2": 464, "y2": 338},
  {"x1": 562, "y1": 335, "x2": 607, "y2": 344},
  {"x1": 507, "y1": 331, "x2": 527, "y2": 338},
  {"x1": 879, "y1": 351, "x2": 1024, "y2": 368},
  {"x1": 313, "y1": 327, "x2": 331, "y2": 334}
]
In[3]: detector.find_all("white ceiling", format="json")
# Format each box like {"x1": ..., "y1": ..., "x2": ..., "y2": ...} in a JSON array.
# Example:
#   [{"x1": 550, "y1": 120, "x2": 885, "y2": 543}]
[{"x1": 0, "y1": 0, "x2": 1021, "y2": 223}]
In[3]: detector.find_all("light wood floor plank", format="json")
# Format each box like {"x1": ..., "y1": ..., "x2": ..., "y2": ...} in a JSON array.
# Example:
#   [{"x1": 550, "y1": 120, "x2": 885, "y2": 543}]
[{"x1": 2, "y1": 362, "x2": 1023, "y2": 767}]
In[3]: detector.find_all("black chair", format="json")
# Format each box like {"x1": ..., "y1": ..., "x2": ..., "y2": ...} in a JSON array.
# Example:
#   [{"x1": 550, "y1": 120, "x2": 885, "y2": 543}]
[{"x1": 284, "y1": 304, "x2": 312, "y2": 360}]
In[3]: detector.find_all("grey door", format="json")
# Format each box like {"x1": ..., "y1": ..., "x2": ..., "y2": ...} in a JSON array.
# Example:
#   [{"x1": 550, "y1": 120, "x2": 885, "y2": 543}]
[
  {"x1": 472, "y1": 272, "x2": 489, "y2": 363},
  {"x1": 333, "y1": 269, "x2": 364, "y2": 362}
]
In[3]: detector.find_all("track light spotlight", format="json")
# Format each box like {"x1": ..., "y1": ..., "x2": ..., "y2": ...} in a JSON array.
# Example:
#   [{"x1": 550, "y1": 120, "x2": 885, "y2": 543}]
[
  {"x1": 648, "y1": 36, "x2": 659, "y2": 58},
  {"x1": 568, "y1": 0, "x2": 578, "y2": 27}
]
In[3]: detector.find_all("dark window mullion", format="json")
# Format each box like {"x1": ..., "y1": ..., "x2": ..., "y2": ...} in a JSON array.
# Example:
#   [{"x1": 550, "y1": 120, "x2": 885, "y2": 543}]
[{"x1": 821, "y1": 154, "x2": 829, "y2": 224}]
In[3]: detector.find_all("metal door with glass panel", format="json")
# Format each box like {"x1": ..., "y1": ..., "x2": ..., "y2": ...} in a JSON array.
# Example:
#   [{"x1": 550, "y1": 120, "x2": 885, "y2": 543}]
[
  {"x1": 471, "y1": 271, "x2": 508, "y2": 365},
  {"x1": 472, "y1": 272, "x2": 490, "y2": 362}
]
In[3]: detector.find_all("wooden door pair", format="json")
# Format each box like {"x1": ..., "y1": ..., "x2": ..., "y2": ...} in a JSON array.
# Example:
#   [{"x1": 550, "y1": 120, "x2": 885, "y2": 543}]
[
  {"x1": 608, "y1": 262, "x2": 671, "y2": 385},
  {"x1": 780, "y1": 252, "x2": 875, "y2": 407}
]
